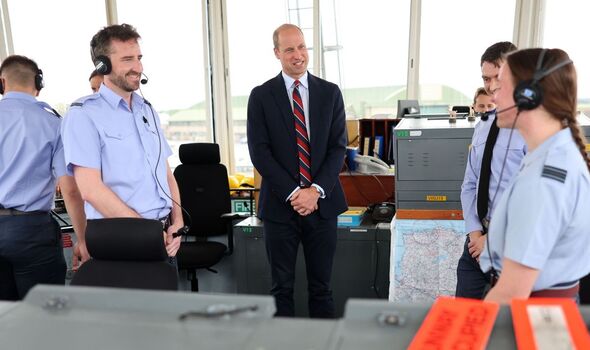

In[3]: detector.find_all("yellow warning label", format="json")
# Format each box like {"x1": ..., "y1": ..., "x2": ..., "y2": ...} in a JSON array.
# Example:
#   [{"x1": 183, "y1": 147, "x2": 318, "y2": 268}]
[{"x1": 426, "y1": 195, "x2": 447, "y2": 202}]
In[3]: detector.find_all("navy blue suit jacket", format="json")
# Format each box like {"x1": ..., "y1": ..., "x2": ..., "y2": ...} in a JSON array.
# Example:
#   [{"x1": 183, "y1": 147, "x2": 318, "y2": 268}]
[{"x1": 247, "y1": 72, "x2": 348, "y2": 222}]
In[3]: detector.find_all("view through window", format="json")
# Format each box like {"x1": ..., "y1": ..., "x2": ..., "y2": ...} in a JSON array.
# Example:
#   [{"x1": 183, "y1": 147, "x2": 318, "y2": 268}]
[
  {"x1": 419, "y1": 0, "x2": 515, "y2": 111},
  {"x1": 543, "y1": 0, "x2": 590, "y2": 114},
  {"x1": 117, "y1": 0, "x2": 208, "y2": 168},
  {"x1": 7, "y1": 0, "x2": 106, "y2": 111}
]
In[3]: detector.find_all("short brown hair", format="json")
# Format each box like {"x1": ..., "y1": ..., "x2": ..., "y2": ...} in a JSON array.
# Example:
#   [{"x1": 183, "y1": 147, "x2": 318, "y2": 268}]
[
  {"x1": 481, "y1": 41, "x2": 517, "y2": 67},
  {"x1": 90, "y1": 23, "x2": 141, "y2": 62},
  {"x1": 0, "y1": 55, "x2": 40, "y2": 88},
  {"x1": 472, "y1": 87, "x2": 489, "y2": 105}
]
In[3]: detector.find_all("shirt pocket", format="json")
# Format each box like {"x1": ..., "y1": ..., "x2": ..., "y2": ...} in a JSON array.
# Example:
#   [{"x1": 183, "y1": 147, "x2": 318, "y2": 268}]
[
  {"x1": 494, "y1": 132, "x2": 526, "y2": 182},
  {"x1": 104, "y1": 129, "x2": 134, "y2": 141},
  {"x1": 470, "y1": 138, "x2": 487, "y2": 174},
  {"x1": 103, "y1": 128, "x2": 141, "y2": 165}
]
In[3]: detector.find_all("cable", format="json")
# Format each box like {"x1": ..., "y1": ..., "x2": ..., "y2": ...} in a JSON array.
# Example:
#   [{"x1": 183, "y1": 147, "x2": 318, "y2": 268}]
[
  {"x1": 370, "y1": 174, "x2": 394, "y2": 202},
  {"x1": 342, "y1": 159, "x2": 386, "y2": 298},
  {"x1": 484, "y1": 111, "x2": 520, "y2": 283},
  {"x1": 372, "y1": 229, "x2": 382, "y2": 298},
  {"x1": 139, "y1": 90, "x2": 193, "y2": 234},
  {"x1": 341, "y1": 160, "x2": 372, "y2": 204}
]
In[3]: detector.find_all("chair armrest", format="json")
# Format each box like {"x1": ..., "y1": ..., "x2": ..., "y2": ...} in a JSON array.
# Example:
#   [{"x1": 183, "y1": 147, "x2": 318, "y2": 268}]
[
  {"x1": 221, "y1": 213, "x2": 249, "y2": 220},
  {"x1": 220, "y1": 213, "x2": 248, "y2": 255}
]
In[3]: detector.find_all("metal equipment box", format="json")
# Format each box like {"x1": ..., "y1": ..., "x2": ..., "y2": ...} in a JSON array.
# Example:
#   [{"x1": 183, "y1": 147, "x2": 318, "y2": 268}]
[
  {"x1": 393, "y1": 112, "x2": 590, "y2": 211},
  {"x1": 393, "y1": 117, "x2": 476, "y2": 210}
]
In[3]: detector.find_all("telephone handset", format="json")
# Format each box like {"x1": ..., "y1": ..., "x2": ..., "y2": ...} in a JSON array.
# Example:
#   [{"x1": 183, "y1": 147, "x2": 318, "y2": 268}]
[{"x1": 354, "y1": 155, "x2": 392, "y2": 174}]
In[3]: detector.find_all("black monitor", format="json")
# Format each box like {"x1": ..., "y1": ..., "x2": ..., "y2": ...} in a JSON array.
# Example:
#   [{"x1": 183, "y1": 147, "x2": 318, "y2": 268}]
[
  {"x1": 452, "y1": 105, "x2": 471, "y2": 114},
  {"x1": 397, "y1": 99, "x2": 420, "y2": 118}
]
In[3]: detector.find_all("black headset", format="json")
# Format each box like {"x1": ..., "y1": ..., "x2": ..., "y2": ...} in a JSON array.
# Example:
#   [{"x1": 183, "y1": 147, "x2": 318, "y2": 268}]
[
  {"x1": 34, "y1": 69, "x2": 44, "y2": 91},
  {"x1": 513, "y1": 49, "x2": 573, "y2": 111},
  {"x1": 90, "y1": 38, "x2": 112, "y2": 75},
  {"x1": 0, "y1": 68, "x2": 44, "y2": 95},
  {"x1": 93, "y1": 55, "x2": 112, "y2": 75}
]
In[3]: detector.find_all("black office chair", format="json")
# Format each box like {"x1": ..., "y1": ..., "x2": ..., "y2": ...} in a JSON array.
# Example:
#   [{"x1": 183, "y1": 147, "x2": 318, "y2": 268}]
[
  {"x1": 174, "y1": 143, "x2": 245, "y2": 292},
  {"x1": 70, "y1": 218, "x2": 178, "y2": 290},
  {"x1": 580, "y1": 274, "x2": 590, "y2": 304}
]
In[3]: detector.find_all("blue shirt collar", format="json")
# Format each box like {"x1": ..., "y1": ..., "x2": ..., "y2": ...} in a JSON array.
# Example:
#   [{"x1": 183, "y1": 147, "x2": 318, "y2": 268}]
[
  {"x1": 98, "y1": 83, "x2": 146, "y2": 111},
  {"x1": 282, "y1": 71, "x2": 308, "y2": 90},
  {"x1": 2, "y1": 91, "x2": 37, "y2": 103}
]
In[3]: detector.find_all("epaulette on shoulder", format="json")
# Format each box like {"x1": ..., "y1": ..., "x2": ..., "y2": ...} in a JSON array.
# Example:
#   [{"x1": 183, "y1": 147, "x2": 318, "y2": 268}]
[
  {"x1": 542, "y1": 165, "x2": 567, "y2": 183},
  {"x1": 36, "y1": 101, "x2": 62, "y2": 118},
  {"x1": 70, "y1": 94, "x2": 100, "y2": 108}
]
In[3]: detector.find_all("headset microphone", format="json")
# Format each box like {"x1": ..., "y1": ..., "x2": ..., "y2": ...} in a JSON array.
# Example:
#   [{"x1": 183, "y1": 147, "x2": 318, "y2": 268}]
[
  {"x1": 481, "y1": 104, "x2": 517, "y2": 121},
  {"x1": 140, "y1": 73, "x2": 149, "y2": 85}
]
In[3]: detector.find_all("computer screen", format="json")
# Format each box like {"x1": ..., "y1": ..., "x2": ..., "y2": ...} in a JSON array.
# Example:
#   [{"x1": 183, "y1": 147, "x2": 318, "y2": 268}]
[{"x1": 397, "y1": 99, "x2": 420, "y2": 118}]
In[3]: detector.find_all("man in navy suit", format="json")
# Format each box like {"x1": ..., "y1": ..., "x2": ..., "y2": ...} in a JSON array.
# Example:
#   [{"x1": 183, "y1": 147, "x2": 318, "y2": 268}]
[{"x1": 247, "y1": 23, "x2": 347, "y2": 318}]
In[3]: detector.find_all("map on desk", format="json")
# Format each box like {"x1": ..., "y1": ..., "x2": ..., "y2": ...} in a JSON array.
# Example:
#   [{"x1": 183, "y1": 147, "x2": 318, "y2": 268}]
[{"x1": 389, "y1": 219, "x2": 465, "y2": 302}]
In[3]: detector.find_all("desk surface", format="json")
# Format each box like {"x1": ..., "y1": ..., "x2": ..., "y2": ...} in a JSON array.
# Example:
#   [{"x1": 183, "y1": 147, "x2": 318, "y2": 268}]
[
  {"x1": 339, "y1": 172, "x2": 395, "y2": 206},
  {"x1": 3, "y1": 285, "x2": 590, "y2": 349},
  {"x1": 236, "y1": 215, "x2": 391, "y2": 237}
]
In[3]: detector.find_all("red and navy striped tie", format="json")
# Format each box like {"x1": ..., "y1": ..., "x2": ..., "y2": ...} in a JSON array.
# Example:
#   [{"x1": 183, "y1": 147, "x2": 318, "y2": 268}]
[{"x1": 293, "y1": 80, "x2": 311, "y2": 187}]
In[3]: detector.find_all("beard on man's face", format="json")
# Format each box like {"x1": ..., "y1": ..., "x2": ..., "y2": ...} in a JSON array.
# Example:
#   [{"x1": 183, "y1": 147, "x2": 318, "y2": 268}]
[{"x1": 111, "y1": 70, "x2": 140, "y2": 92}]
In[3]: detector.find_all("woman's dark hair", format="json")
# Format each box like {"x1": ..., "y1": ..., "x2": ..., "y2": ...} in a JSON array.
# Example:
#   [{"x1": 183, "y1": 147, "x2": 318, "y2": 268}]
[{"x1": 507, "y1": 48, "x2": 589, "y2": 171}]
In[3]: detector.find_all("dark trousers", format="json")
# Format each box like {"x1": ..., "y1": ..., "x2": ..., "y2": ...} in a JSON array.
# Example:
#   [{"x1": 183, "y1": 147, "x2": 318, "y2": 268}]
[
  {"x1": 455, "y1": 236, "x2": 492, "y2": 299},
  {"x1": 0, "y1": 214, "x2": 66, "y2": 300},
  {"x1": 263, "y1": 213, "x2": 337, "y2": 318}
]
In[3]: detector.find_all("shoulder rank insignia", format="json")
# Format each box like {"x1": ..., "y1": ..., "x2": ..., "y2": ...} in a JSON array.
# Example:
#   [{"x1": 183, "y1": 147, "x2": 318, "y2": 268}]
[
  {"x1": 542, "y1": 165, "x2": 567, "y2": 183},
  {"x1": 70, "y1": 102, "x2": 84, "y2": 107}
]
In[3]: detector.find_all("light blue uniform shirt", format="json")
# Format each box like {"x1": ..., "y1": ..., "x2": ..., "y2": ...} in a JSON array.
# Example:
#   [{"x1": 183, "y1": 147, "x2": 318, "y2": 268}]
[
  {"x1": 61, "y1": 84, "x2": 172, "y2": 220},
  {"x1": 480, "y1": 128, "x2": 590, "y2": 290},
  {"x1": 0, "y1": 92, "x2": 65, "y2": 211},
  {"x1": 461, "y1": 113, "x2": 527, "y2": 233}
]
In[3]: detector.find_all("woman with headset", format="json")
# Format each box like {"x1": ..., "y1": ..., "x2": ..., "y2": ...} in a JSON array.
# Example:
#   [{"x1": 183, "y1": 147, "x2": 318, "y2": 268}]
[{"x1": 479, "y1": 48, "x2": 590, "y2": 304}]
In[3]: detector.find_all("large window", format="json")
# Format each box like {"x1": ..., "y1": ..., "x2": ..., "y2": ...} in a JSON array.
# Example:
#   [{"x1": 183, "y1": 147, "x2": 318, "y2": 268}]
[
  {"x1": 226, "y1": 0, "x2": 298, "y2": 174},
  {"x1": 419, "y1": 0, "x2": 515, "y2": 110},
  {"x1": 117, "y1": 0, "x2": 209, "y2": 168},
  {"x1": 7, "y1": 0, "x2": 106, "y2": 111},
  {"x1": 543, "y1": 0, "x2": 590, "y2": 113},
  {"x1": 320, "y1": 1, "x2": 411, "y2": 118}
]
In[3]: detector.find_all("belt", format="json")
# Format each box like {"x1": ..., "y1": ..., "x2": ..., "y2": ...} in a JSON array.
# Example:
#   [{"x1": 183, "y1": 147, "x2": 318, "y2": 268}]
[
  {"x1": 159, "y1": 214, "x2": 171, "y2": 231},
  {"x1": 530, "y1": 282, "x2": 580, "y2": 299},
  {"x1": 0, "y1": 209, "x2": 49, "y2": 216},
  {"x1": 481, "y1": 217, "x2": 490, "y2": 233}
]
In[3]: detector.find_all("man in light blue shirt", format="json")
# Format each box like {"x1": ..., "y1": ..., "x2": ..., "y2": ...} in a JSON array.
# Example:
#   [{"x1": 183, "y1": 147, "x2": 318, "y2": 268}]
[
  {"x1": 0, "y1": 55, "x2": 86, "y2": 300},
  {"x1": 61, "y1": 24, "x2": 183, "y2": 259},
  {"x1": 455, "y1": 42, "x2": 526, "y2": 298}
]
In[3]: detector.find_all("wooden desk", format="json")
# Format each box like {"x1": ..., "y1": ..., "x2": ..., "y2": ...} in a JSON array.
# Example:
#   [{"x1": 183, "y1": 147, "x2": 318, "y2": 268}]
[{"x1": 339, "y1": 173, "x2": 395, "y2": 206}]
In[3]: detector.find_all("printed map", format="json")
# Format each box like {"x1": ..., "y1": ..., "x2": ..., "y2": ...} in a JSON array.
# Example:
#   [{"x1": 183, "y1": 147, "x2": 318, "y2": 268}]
[{"x1": 389, "y1": 219, "x2": 465, "y2": 302}]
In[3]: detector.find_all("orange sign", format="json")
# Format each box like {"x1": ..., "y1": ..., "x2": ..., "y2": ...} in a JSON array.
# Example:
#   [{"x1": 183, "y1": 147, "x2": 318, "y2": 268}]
[
  {"x1": 408, "y1": 297, "x2": 499, "y2": 350},
  {"x1": 512, "y1": 298, "x2": 590, "y2": 349}
]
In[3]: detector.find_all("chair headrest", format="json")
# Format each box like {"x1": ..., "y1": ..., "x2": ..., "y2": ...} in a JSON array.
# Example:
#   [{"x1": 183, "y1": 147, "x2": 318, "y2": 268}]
[
  {"x1": 179, "y1": 143, "x2": 220, "y2": 165},
  {"x1": 86, "y1": 218, "x2": 167, "y2": 261}
]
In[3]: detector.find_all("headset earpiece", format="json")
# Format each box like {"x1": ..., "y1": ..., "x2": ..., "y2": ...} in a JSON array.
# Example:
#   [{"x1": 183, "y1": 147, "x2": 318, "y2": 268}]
[
  {"x1": 94, "y1": 55, "x2": 112, "y2": 75},
  {"x1": 513, "y1": 79, "x2": 543, "y2": 111},
  {"x1": 513, "y1": 48, "x2": 573, "y2": 111},
  {"x1": 35, "y1": 69, "x2": 44, "y2": 91}
]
